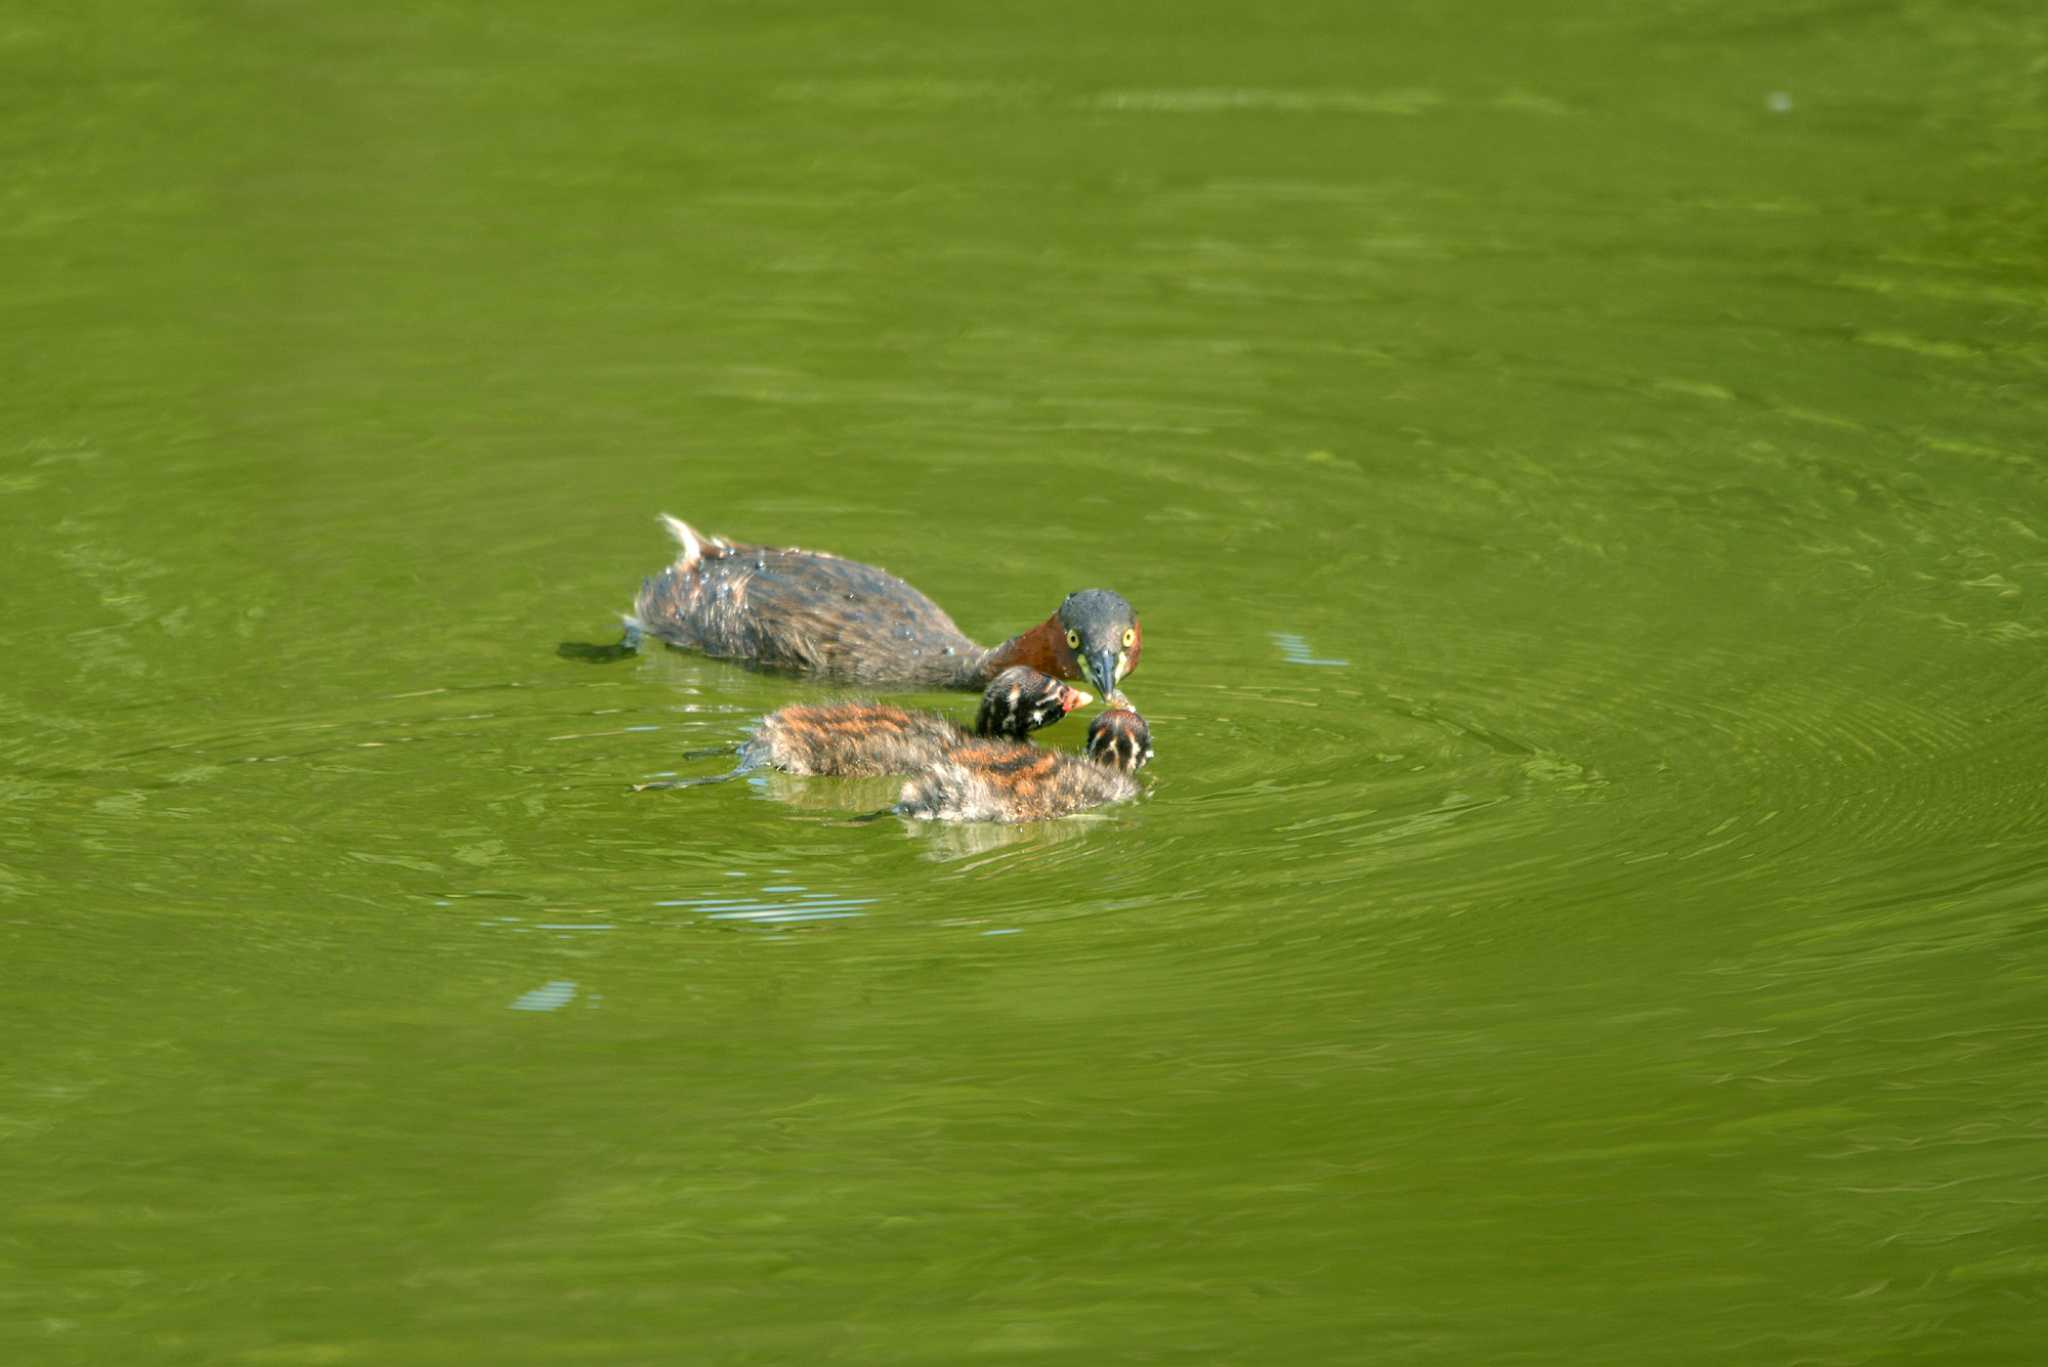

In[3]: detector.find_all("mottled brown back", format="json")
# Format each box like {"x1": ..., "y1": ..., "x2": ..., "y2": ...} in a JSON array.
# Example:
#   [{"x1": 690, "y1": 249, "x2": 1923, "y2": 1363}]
[
  {"x1": 743, "y1": 702, "x2": 966, "y2": 777},
  {"x1": 895, "y1": 741, "x2": 1140, "y2": 823}
]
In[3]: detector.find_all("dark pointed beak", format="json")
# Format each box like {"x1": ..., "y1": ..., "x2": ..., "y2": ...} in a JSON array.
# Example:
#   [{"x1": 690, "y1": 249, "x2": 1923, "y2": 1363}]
[{"x1": 1084, "y1": 647, "x2": 1120, "y2": 698}]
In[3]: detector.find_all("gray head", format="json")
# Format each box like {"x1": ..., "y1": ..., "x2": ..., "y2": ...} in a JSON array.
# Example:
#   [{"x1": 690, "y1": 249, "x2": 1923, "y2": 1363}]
[
  {"x1": 1055, "y1": 589, "x2": 1142, "y2": 702},
  {"x1": 1085, "y1": 708, "x2": 1153, "y2": 773},
  {"x1": 976, "y1": 665, "x2": 1090, "y2": 739}
]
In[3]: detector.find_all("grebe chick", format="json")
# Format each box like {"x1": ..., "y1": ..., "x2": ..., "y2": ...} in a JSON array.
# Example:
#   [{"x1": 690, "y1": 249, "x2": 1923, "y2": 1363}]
[
  {"x1": 630, "y1": 514, "x2": 1142, "y2": 697},
  {"x1": 1085, "y1": 707, "x2": 1155, "y2": 772},
  {"x1": 742, "y1": 667, "x2": 1088, "y2": 777},
  {"x1": 895, "y1": 707, "x2": 1154, "y2": 824}
]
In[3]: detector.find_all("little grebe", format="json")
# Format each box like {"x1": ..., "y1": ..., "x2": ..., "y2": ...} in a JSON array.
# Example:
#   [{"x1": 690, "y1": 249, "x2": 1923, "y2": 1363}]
[
  {"x1": 631, "y1": 515, "x2": 1142, "y2": 698},
  {"x1": 895, "y1": 707, "x2": 1153, "y2": 824},
  {"x1": 743, "y1": 666, "x2": 1089, "y2": 777}
]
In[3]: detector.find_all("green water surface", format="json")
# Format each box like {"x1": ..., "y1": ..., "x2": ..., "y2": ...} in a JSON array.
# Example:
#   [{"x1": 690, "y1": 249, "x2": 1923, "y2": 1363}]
[{"x1": 5, "y1": 2, "x2": 2047, "y2": 1362}]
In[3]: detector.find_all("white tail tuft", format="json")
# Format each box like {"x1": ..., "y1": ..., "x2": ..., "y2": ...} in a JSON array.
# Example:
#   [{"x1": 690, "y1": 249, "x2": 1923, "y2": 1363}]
[{"x1": 658, "y1": 513, "x2": 703, "y2": 567}]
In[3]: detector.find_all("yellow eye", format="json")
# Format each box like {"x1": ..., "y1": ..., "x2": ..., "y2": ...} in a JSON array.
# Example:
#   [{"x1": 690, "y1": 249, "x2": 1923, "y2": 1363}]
[
  {"x1": 1121, "y1": 628, "x2": 1135, "y2": 648},
  {"x1": 1066, "y1": 629, "x2": 1080, "y2": 649}
]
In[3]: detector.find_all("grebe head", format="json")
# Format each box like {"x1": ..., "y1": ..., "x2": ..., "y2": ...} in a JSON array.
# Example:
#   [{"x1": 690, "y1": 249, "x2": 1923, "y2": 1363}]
[
  {"x1": 1057, "y1": 590, "x2": 1142, "y2": 703},
  {"x1": 1085, "y1": 708, "x2": 1153, "y2": 773},
  {"x1": 976, "y1": 666, "x2": 1091, "y2": 739}
]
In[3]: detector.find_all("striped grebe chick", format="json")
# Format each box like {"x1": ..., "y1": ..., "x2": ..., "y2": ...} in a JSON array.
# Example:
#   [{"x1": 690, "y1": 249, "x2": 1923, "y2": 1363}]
[
  {"x1": 895, "y1": 707, "x2": 1153, "y2": 824},
  {"x1": 742, "y1": 667, "x2": 1088, "y2": 777}
]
